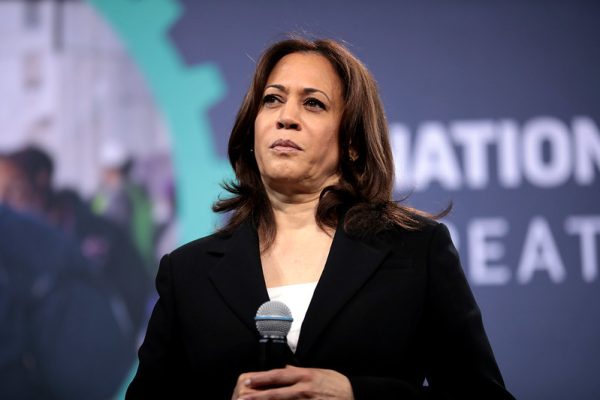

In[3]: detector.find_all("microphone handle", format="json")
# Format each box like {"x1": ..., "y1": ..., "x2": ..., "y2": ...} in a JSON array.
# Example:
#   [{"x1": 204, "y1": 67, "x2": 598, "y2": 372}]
[{"x1": 258, "y1": 336, "x2": 288, "y2": 370}]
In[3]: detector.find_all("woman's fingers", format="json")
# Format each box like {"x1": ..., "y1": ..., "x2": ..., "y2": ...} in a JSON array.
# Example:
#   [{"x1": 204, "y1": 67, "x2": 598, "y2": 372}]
[
  {"x1": 234, "y1": 366, "x2": 353, "y2": 400},
  {"x1": 245, "y1": 365, "x2": 306, "y2": 389}
]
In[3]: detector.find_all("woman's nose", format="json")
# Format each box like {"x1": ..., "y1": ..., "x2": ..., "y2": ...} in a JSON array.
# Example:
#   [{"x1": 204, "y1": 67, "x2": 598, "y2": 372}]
[
  {"x1": 276, "y1": 118, "x2": 300, "y2": 130},
  {"x1": 276, "y1": 103, "x2": 301, "y2": 131}
]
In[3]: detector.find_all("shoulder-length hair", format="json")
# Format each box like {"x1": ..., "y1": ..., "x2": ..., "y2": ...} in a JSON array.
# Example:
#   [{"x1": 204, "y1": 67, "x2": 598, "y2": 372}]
[{"x1": 213, "y1": 37, "x2": 448, "y2": 249}]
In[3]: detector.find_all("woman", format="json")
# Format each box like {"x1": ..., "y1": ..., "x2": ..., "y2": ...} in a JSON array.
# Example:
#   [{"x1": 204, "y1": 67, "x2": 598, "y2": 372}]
[{"x1": 127, "y1": 38, "x2": 514, "y2": 399}]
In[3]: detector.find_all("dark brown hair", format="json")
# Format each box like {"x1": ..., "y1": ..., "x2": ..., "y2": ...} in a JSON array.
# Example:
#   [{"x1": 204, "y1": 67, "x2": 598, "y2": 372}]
[{"x1": 213, "y1": 37, "x2": 448, "y2": 249}]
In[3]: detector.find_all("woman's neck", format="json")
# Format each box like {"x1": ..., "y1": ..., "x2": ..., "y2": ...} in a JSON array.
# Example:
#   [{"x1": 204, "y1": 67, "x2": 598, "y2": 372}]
[
  {"x1": 267, "y1": 189, "x2": 321, "y2": 232},
  {"x1": 262, "y1": 174, "x2": 339, "y2": 232}
]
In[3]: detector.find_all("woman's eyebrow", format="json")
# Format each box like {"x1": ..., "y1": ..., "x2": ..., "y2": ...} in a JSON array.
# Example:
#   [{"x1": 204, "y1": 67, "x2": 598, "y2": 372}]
[
  {"x1": 303, "y1": 87, "x2": 331, "y2": 102},
  {"x1": 265, "y1": 83, "x2": 286, "y2": 92}
]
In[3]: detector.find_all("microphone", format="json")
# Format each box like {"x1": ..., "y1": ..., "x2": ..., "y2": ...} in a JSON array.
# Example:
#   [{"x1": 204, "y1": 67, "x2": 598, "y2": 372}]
[{"x1": 255, "y1": 300, "x2": 293, "y2": 370}]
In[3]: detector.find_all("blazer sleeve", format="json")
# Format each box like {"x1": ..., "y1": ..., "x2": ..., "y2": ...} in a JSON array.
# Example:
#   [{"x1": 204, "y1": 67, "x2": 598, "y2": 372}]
[
  {"x1": 125, "y1": 254, "x2": 192, "y2": 399},
  {"x1": 349, "y1": 223, "x2": 515, "y2": 400},
  {"x1": 424, "y1": 223, "x2": 513, "y2": 399}
]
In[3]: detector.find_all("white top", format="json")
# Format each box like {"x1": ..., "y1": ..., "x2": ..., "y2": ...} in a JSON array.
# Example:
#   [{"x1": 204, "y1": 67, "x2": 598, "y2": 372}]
[{"x1": 267, "y1": 281, "x2": 318, "y2": 353}]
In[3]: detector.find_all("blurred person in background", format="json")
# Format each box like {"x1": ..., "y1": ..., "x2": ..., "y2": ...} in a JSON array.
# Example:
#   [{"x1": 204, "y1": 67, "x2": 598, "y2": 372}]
[
  {"x1": 93, "y1": 140, "x2": 156, "y2": 272},
  {"x1": 0, "y1": 151, "x2": 40, "y2": 214},
  {"x1": 0, "y1": 146, "x2": 153, "y2": 336},
  {"x1": 0, "y1": 203, "x2": 136, "y2": 399}
]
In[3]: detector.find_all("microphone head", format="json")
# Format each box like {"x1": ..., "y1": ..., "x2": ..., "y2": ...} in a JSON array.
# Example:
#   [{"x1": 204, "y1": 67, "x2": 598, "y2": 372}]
[{"x1": 255, "y1": 300, "x2": 293, "y2": 338}]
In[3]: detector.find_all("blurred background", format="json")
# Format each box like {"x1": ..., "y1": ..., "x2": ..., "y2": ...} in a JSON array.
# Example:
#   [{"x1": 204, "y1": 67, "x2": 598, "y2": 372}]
[{"x1": 0, "y1": 0, "x2": 598, "y2": 399}]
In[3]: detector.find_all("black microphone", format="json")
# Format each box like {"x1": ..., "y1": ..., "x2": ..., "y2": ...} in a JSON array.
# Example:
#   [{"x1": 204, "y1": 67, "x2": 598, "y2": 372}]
[{"x1": 254, "y1": 300, "x2": 293, "y2": 370}]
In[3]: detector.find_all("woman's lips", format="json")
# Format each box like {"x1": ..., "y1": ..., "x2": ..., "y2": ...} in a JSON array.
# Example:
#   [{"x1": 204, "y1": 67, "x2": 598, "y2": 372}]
[{"x1": 270, "y1": 139, "x2": 302, "y2": 151}]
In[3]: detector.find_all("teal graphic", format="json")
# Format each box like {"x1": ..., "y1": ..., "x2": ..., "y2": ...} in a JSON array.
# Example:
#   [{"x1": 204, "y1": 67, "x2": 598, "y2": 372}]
[{"x1": 87, "y1": 0, "x2": 231, "y2": 245}]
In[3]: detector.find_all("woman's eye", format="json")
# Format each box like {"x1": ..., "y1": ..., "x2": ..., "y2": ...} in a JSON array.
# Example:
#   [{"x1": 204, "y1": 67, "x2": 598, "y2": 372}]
[
  {"x1": 262, "y1": 94, "x2": 280, "y2": 106},
  {"x1": 304, "y1": 98, "x2": 326, "y2": 110}
]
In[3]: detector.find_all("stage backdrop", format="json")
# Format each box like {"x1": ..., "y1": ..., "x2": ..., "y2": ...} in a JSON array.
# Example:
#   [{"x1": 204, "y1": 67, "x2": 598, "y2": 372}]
[
  {"x1": 92, "y1": 1, "x2": 600, "y2": 399},
  {"x1": 1, "y1": 1, "x2": 598, "y2": 399}
]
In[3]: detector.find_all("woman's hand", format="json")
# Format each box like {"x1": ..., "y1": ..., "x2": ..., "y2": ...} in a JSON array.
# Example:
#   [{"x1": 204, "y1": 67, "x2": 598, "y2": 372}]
[{"x1": 231, "y1": 365, "x2": 354, "y2": 400}]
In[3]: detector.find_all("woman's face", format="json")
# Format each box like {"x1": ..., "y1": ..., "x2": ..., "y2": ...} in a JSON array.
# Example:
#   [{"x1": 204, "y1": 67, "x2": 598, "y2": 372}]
[{"x1": 254, "y1": 52, "x2": 344, "y2": 196}]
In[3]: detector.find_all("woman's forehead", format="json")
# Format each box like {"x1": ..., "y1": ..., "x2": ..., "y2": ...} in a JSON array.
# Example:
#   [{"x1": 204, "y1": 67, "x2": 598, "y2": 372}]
[{"x1": 266, "y1": 52, "x2": 342, "y2": 99}]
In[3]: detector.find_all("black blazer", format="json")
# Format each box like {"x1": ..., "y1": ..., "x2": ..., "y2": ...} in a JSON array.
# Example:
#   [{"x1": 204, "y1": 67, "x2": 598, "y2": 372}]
[{"x1": 127, "y1": 219, "x2": 514, "y2": 399}]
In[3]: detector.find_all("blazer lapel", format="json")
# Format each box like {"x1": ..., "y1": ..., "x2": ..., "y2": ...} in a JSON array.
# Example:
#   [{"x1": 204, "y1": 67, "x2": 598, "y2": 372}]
[
  {"x1": 295, "y1": 227, "x2": 391, "y2": 359},
  {"x1": 208, "y1": 221, "x2": 269, "y2": 335}
]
